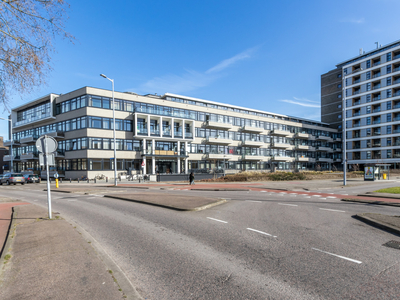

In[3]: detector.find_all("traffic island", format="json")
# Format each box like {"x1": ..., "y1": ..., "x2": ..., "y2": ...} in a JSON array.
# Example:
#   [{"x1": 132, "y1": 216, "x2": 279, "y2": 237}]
[
  {"x1": 354, "y1": 213, "x2": 400, "y2": 236},
  {"x1": 342, "y1": 198, "x2": 400, "y2": 207},
  {"x1": 104, "y1": 192, "x2": 227, "y2": 211}
]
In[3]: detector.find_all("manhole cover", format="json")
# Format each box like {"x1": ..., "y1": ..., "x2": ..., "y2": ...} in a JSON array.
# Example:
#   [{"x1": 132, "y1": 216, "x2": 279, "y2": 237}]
[{"x1": 383, "y1": 240, "x2": 400, "y2": 250}]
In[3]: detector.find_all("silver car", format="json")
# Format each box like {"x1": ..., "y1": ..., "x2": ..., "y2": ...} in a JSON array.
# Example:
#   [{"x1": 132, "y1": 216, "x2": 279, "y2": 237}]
[{"x1": 0, "y1": 173, "x2": 26, "y2": 185}]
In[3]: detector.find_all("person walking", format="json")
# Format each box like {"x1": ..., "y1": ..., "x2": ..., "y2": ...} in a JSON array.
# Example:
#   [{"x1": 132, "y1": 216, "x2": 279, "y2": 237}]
[{"x1": 189, "y1": 172, "x2": 195, "y2": 185}]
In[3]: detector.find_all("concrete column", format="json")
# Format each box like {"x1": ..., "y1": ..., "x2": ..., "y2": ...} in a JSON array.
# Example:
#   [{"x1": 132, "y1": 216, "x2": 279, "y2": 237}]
[
  {"x1": 185, "y1": 158, "x2": 188, "y2": 174},
  {"x1": 134, "y1": 114, "x2": 137, "y2": 136},
  {"x1": 171, "y1": 118, "x2": 175, "y2": 138},
  {"x1": 160, "y1": 116, "x2": 163, "y2": 137},
  {"x1": 177, "y1": 140, "x2": 180, "y2": 154},
  {"x1": 142, "y1": 138, "x2": 146, "y2": 152},
  {"x1": 177, "y1": 158, "x2": 181, "y2": 173},
  {"x1": 152, "y1": 156, "x2": 155, "y2": 174},
  {"x1": 147, "y1": 115, "x2": 150, "y2": 137},
  {"x1": 142, "y1": 157, "x2": 146, "y2": 175},
  {"x1": 151, "y1": 139, "x2": 155, "y2": 155},
  {"x1": 192, "y1": 120, "x2": 195, "y2": 139}
]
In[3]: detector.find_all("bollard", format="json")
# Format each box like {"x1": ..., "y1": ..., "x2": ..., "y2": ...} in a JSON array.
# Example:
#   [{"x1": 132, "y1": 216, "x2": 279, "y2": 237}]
[
  {"x1": 78, "y1": 178, "x2": 80, "y2": 183},
  {"x1": 55, "y1": 178, "x2": 59, "y2": 188},
  {"x1": 94, "y1": 178, "x2": 96, "y2": 184},
  {"x1": 70, "y1": 178, "x2": 72, "y2": 183},
  {"x1": 60, "y1": 178, "x2": 62, "y2": 183},
  {"x1": 119, "y1": 177, "x2": 121, "y2": 182},
  {"x1": 106, "y1": 177, "x2": 108, "y2": 183},
  {"x1": 87, "y1": 178, "x2": 89, "y2": 183},
  {"x1": 139, "y1": 177, "x2": 141, "y2": 183}
]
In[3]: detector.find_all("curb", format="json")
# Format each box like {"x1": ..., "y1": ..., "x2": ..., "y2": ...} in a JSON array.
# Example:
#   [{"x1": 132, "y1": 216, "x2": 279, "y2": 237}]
[
  {"x1": 65, "y1": 218, "x2": 143, "y2": 300},
  {"x1": 358, "y1": 193, "x2": 400, "y2": 200},
  {"x1": 0, "y1": 206, "x2": 17, "y2": 266},
  {"x1": 103, "y1": 195, "x2": 227, "y2": 211},
  {"x1": 353, "y1": 213, "x2": 400, "y2": 236},
  {"x1": 341, "y1": 198, "x2": 400, "y2": 207}
]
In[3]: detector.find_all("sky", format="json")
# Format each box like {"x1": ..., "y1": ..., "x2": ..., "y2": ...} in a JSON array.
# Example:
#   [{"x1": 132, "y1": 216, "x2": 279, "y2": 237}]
[{"x1": 2, "y1": 0, "x2": 400, "y2": 139}]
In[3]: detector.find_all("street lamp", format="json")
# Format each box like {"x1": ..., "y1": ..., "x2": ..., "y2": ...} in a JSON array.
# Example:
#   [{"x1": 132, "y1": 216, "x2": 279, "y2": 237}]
[
  {"x1": 0, "y1": 116, "x2": 13, "y2": 172},
  {"x1": 100, "y1": 74, "x2": 117, "y2": 186},
  {"x1": 342, "y1": 68, "x2": 362, "y2": 186}
]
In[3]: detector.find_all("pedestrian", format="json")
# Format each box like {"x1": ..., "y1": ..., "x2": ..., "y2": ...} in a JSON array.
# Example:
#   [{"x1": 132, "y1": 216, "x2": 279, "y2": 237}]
[{"x1": 189, "y1": 172, "x2": 195, "y2": 185}]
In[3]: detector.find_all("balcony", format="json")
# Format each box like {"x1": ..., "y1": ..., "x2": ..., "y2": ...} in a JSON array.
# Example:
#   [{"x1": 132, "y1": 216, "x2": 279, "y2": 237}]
[
  {"x1": 185, "y1": 132, "x2": 193, "y2": 139},
  {"x1": 207, "y1": 153, "x2": 233, "y2": 160},
  {"x1": 334, "y1": 148, "x2": 342, "y2": 152},
  {"x1": 295, "y1": 132, "x2": 311, "y2": 139},
  {"x1": 271, "y1": 155, "x2": 292, "y2": 162},
  {"x1": 241, "y1": 125, "x2": 264, "y2": 133},
  {"x1": 353, "y1": 101, "x2": 361, "y2": 106},
  {"x1": 205, "y1": 120, "x2": 232, "y2": 130},
  {"x1": 373, "y1": 61, "x2": 381, "y2": 67},
  {"x1": 3, "y1": 155, "x2": 20, "y2": 162},
  {"x1": 317, "y1": 146, "x2": 333, "y2": 152},
  {"x1": 353, "y1": 112, "x2": 361, "y2": 117},
  {"x1": 334, "y1": 158, "x2": 342, "y2": 162},
  {"x1": 372, "y1": 85, "x2": 381, "y2": 90},
  {"x1": 372, "y1": 120, "x2": 381, "y2": 125},
  {"x1": 373, "y1": 73, "x2": 381, "y2": 78},
  {"x1": 241, "y1": 140, "x2": 264, "y2": 147},
  {"x1": 270, "y1": 129, "x2": 291, "y2": 136},
  {"x1": 372, "y1": 143, "x2": 381, "y2": 147},
  {"x1": 316, "y1": 135, "x2": 333, "y2": 142},
  {"x1": 296, "y1": 156, "x2": 315, "y2": 163},
  {"x1": 3, "y1": 140, "x2": 20, "y2": 147},
  {"x1": 334, "y1": 137, "x2": 342, "y2": 142},
  {"x1": 136, "y1": 128, "x2": 148, "y2": 135},
  {"x1": 174, "y1": 131, "x2": 183, "y2": 138},
  {"x1": 150, "y1": 129, "x2": 160, "y2": 137},
  {"x1": 162, "y1": 130, "x2": 171, "y2": 137},
  {"x1": 372, "y1": 131, "x2": 381, "y2": 136},
  {"x1": 393, "y1": 129, "x2": 400, "y2": 134},
  {"x1": 271, "y1": 141, "x2": 292, "y2": 149},
  {"x1": 14, "y1": 112, "x2": 54, "y2": 128},
  {"x1": 242, "y1": 154, "x2": 264, "y2": 161},
  {"x1": 295, "y1": 144, "x2": 315, "y2": 151},
  {"x1": 140, "y1": 149, "x2": 188, "y2": 157},
  {"x1": 372, "y1": 96, "x2": 381, "y2": 101},
  {"x1": 21, "y1": 152, "x2": 39, "y2": 160},
  {"x1": 317, "y1": 158, "x2": 333, "y2": 163},
  {"x1": 205, "y1": 136, "x2": 231, "y2": 145},
  {"x1": 43, "y1": 130, "x2": 65, "y2": 139},
  {"x1": 20, "y1": 135, "x2": 38, "y2": 144},
  {"x1": 353, "y1": 123, "x2": 361, "y2": 128},
  {"x1": 353, "y1": 90, "x2": 360, "y2": 95},
  {"x1": 353, "y1": 79, "x2": 361, "y2": 84},
  {"x1": 55, "y1": 150, "x2": 65, "y2": 157},
  {"x1": 372, "y1": 108, "x2": 381, "y2": 113}
]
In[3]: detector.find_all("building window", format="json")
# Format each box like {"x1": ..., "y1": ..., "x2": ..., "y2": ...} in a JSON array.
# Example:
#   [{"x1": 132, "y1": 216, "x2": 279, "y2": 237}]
[
  {"x1": 367, "y1": 83, "x2": 371, "y2": 91},
  {"x1": 344, "y1": 69, "x2": 348, "y2": 75},
  {"x1": 338, "y1": 125, "x2": 342, "y2": 129},
  {"x1": 387, "y1": 53, "x2": 392, "y2": 62},
  {"x1": 366, "y1": 71, "x2": 371, "y2": 80},
  {"x1": 367, "y1": 105, "x2": 371, "y2": 114},
  {"x1": 367, "y1": 128, "x2": 371, "y2": 136},
  {"x1": 387, "y1": 113, "x2": 392, "y2": 122},
  {"x1": 338, "y1": 74, "x2": 342, "y2": 78},
  {"x1": 366, "y1": 94, "x2": 371, "y2": 102},
  {"x1": 387, "y1": 125, "x2": 392, "y2": 134},
  {"x1": 387, "y1": 150, "x2": 392, "y2": 158},
  {"x1": 387, "y1": 89, "x2": 392, "y2": 98},
  {"x1": 338, "y1": 104, "x2": 342, "y2": 108},
  {"x1": 387, "y1": 65, "x2": 392, "y2": 73},
  {"x1": 387, "y1": 138, "x2": 392, "y2": 146},
  {"x1": 338, "y1": 115, "x2": 342, "y2": 119},
  {"x1": 338, "y1": 94, "x2": 342, "y2": 98},
  {"x1": 337, "y1": 84, "x2": 342, "y2": 88},
  {"x1": 367, "y1": 117, "x2": 371, "y2": 125},
  {"x1": 387, "y1": 77, "x2": 392, "y2": 85},
  {"x1": 387, "y1": 101, "x2": 392, "y2": 110},
  {"x1": 367, "y1": 151, "x2": 371, "y2": 159}
]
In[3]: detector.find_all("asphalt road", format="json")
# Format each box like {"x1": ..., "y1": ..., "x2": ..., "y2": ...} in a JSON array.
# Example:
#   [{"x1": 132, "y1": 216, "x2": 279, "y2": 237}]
[{"x1": 2, "y1": 183, "x2": 400, "y2": 299}]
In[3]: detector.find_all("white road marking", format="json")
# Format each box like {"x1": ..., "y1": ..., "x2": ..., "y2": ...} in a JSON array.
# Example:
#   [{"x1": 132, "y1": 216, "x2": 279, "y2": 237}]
[
  {"x1": 247, "y1": 228, "x2": 277, "y2": 238},
  {"x1": 279, "y1": 192, "x2": 287, "y2": 194},
  {"x1": 319, "y1": 208, "x2": 346, "y2": 212},
  {"x1": 328, "y1": 193, "x2": 334, "y2": 194},
  {"x1": 246, "y1": 200, "x2": 262, "y2": 203},
  {"x1": 342, "y1": 194, "x2": 348, "y2": 195},
  {"x1": 290, "y1": 193, "x2": 297, "y2": 195},
  {"x1": 305, "y1": 196, "x2": 311, "y2": 198},
  {"x1": 312, "y1": 248, "x2": 362, "y2": 264},
  {"x1": 278, "y1": 203, "x2": 298, "y2": 207},
  {"x1": 260, "y1": 191, "x2": 266, "y2": 192},
  {"x1": 327, "y1": 196, "x2": 337, "y2": 199},
  {"x1": 207, "y1": 217, "x2": 228, "y2": 224},
  {"x1": 320, "y1": 198, "x2": 327, "y2": 200},
  {"x1": 312, "y1": 195, "x2": 321, "y2": 197}
]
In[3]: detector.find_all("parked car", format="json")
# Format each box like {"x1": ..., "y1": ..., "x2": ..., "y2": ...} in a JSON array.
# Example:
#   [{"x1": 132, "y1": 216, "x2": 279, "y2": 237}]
[
  {"x1": 0, "y1": 173, "x2": 25, "y2": 185},
  {"x1": 23, "y1": 174, "x2": 41, "y2": 183}
]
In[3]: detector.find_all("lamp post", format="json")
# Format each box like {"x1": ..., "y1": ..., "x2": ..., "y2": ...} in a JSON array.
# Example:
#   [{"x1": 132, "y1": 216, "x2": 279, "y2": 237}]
[
  {"x1": 0, "y1": 117, "x2": 13, "y2": 172},
  {"x1": 100, "y1": 74, "x2": 117, "y2": 186}
]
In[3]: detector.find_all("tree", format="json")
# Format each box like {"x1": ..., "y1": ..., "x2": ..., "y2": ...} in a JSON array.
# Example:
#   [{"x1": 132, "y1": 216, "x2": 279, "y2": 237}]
[{"x1": 0, "y1": 0, "x2": 73, "y2": 108}]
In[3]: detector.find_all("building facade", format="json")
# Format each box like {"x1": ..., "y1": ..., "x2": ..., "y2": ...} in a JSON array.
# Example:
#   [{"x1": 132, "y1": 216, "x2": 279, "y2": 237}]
[
  {"x1": 0, "y1": 136, "x2": 9, "y2": 174},
  {"x1": 322, "y1": 39, "x2": 400, "y2": 169},
  {"x1": 4, "y1": 87, "x2": 342, "y2": 179}
]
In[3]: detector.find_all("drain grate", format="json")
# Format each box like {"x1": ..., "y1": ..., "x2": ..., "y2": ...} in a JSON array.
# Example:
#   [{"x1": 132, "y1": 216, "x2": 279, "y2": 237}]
[{"x1": 383, "y1": 240, "x2": 400, "y2": 250}]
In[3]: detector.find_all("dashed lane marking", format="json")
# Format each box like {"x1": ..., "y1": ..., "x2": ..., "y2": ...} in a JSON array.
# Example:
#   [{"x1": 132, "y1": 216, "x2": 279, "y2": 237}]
[
  {"x1": 319, "y1": 208, "x2": 346, "y2": 212},
  {"x1": 312, "y1": 248, "x2": 362, "y2": 264},
  {"x1": 312, "y1": 195, "x2": 321, "y2": 197},
  {"x1": 278, "y1": 203, "x2": 298, "y2": 207},
  {"x1": 327, "y1": 196, "x2": 337, "y2": 199},
  {"x1": 246, "y1": 200, "x2": 262, "y2": 203},
  {"x1": 207, "y1": 217, "x2": 228, "y2": 224},
  {"x1": 247, "y1": 228, "x2": 277, "y2": 238}
]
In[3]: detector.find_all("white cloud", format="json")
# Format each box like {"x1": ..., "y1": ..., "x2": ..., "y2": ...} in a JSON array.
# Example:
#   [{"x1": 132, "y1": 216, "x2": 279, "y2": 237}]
[
  {"x1": 132, "y1": 46, "x2": 258, "y2": 94},
  {"x1": 340, "y1": 18, "x2": 365, "y2": 24},
  {"x1": 280, "y1": 98, "x2": 320, "y2": 108}
]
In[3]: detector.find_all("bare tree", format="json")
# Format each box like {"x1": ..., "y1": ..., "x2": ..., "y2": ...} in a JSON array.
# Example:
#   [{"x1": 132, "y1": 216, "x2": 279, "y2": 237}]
[{"x1": 0, "y1": 0, "x2": 73, "y2": 108}]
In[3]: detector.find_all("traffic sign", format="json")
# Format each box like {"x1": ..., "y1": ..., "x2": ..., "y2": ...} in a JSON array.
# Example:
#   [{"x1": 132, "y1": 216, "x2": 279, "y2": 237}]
[
  {"x1": 54, "y1": 173, "x2": 59, "y2": 179},
  {"x1": 36, "y1": 136, "x2": 58, "y2": 154}
]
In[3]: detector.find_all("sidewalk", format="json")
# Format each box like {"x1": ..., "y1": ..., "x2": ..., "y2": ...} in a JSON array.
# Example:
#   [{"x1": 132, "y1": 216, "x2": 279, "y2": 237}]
[{"x1": 0, "y1": 203, "x2": 141, "y2": 300}]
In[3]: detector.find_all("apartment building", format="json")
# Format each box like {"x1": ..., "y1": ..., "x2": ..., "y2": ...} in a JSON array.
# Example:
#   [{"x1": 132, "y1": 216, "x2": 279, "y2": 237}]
[
  {"x1": 3, "y1": 86, "x2": 341, "y2": 179},
  {"x1": 321, "y1": 39, "x2": 400, "y2": 169}
]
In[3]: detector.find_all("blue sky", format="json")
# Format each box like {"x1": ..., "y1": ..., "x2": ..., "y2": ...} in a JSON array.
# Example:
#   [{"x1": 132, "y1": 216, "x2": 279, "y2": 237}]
[{"x1": 2, "y1": 0, "x2": 400, "y2": 139}]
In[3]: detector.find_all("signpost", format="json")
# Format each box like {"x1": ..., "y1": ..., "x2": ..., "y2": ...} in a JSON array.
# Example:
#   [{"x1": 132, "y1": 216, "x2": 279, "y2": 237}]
[{"x1": 36, "y1": 135, "x2": 58, "y2": 219}]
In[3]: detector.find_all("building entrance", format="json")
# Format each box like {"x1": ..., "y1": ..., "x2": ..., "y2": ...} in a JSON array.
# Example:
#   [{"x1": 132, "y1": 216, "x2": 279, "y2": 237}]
[{"x1": 156, "y1": 159, "x2": 177, "y2": 174}]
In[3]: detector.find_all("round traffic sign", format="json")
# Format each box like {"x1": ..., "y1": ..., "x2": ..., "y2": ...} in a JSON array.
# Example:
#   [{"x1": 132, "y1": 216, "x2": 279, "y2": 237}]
[
  {"x1": 36, "y1": 136, "x2": 58, "y2": 154},
  {"x1": 54, "y1": 173, "x2": 59, "y2": 179}
]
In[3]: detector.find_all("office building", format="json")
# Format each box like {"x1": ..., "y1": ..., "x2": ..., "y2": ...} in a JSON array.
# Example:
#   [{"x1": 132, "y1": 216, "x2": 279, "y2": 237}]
[
  {"x1": 3, "y1": 86, "x2": 342, "y2": 179},
  {"x1": 321, "y1": 39, "x2": 400, "y2": 169}
]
